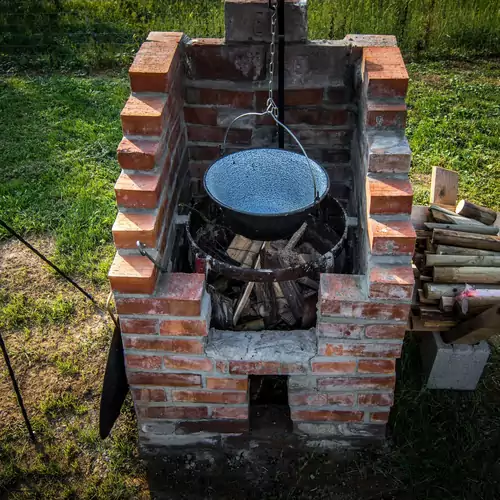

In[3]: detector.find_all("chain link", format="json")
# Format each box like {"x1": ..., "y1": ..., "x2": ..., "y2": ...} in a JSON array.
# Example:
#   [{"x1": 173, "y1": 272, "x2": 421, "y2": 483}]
[{"x1": 266, "y1": 0, "x2": 278, "y2": 117}]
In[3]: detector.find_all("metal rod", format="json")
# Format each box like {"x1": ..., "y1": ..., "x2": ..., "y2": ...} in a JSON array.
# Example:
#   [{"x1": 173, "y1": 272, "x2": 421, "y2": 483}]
[
  {"x1": 0, "y1": 332, "x2": 37, "y2": 443},
  {"x1": 278, "y1": 0, "x2": 285, "y2": 149}
]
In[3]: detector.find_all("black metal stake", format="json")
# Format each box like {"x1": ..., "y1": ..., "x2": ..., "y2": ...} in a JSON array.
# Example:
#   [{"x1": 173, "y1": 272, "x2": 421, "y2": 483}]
[
  {"x1": 278, "y1": 0, "x2": 285, "y2": 149},
  {"x1": 0, "y1": 332, "x2": 36, "y2": 443}
]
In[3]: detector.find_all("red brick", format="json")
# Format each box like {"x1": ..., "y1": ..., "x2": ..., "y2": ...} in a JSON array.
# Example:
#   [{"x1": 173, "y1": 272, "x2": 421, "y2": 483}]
[
  {"x1": 117, "y1": 137, "x2": 160, "y2": 171},
  {"x1": 319, "y1": 274, "x2": 365, "y2": 315},
  {"x1": 370, "y1": 411, "x2": 390, "y2": 423},
  {"x1": 291, "y1": 410, "x2": 363, "y2": 422},
  {"x1": 206, "y1": 377, "x2": 248, "y2": 391},
  {"x1": 160, "y1": 318, "x2": 208, "y2": 336},
  {"x1": 326, "y1": 86, "x2": 350, "y2": 103},
  {"x1": 121, "y1": 95, "x2": 167, "y2": 136},
  {"x1": 369, "y1": 266, "x2": 415, "y2": 300},
  {"x1": 108, "y1": 253, "x2": 157, "y2": 294},
  {"x1": 229, "y1": 361, "x2": 280, "y2": 375},
  {"x1": 365, "y1": 325, "x2": 406, "y2": 340},
  {"x1": 114, "y1": 171, "x2": 161, "y2": 209},
  {"x1": 280, "y1": 363, "x2": 308, "y2": 374},
  {"x1": 132, "y1": 388, "x2": 166, "y2": 402},
  {"x1": 358, "y1": 393, "x2": 394, "y2": 407},
  {"x1": 317, "y1": 323, "x2": 363, "y2": 339},
  {"x1": 129, "y1": 37, "x2": 182, "y2": 93},
  {"x1": 216, "y1": 361, "x2": 228, "y2": 373},
  {"x1": 184, "y1": 106, "x2": 218, "y2": 125},
  {"x1": 317, "y1": 376, "x2": 396, "y2": 391},
  {"x1": 211, "y1": 407, "x2": 248, "y2": 420},
  {"x1": 163, "y1": 356, "x2": 212, "y2": 372},
  {"x1": 368, "y1": 219, "x2": 416, "y2": 255},
  {"x1": 367, "y1": 177, "x2": 413, "y2": 215},
  {"x1": 320, "y1": 342, "x2": 402, "y2": 358},
  {"x1": 358, "y1": 359, "x2": 396, "y2": 374},
  {"x1": 311, "y1": 360, "x2": 357, "y2": 373},
  {"x1": 176, "y1": 420, "x2": 248, "y2": 434},
  {"x1": 112, "y1": 211, "x2": 159, "y2": 249},
  {"x1": 145, "y1": 406, "x2": 208, "y2": 419},
  {"x1": 363, "y1": 47, "x2": 409, "y2": 98},
  {"x1": 127, "y1": 372, "x2": 201, "y2": 387},
  {"x1": 365, "y1": 101, "x2": 407, "y2": 128},
  {"x1": 116, "y1": 273, "x2": 205, "y2": 316},
  {"x1": 120, "y1": 318, "x2": 158, "y2": 334},
  {"x1": 289, "y1": 393, "x2": 355, "y2": 407},
  {"x1": 187, "y1": 126, "x2": 252, "y2": 145},
  {"x1": 125, "y1": 354, "x2": 162, "y2": 369},
  {"x1": 357, "y1": 302, "x2": 411, "y2": 322},
  {"x1": 124, "y1": 337, "x2": 204, "y2": 354},
  {"x1": 147, "y1": 31, "x2": 184, "y2": 43},
  {"x1": 186, "y1": 88, "x2": 253, "y2": 107},
  {"x1": 172, "y1": 390, "x2": 247, "y2": 404}
]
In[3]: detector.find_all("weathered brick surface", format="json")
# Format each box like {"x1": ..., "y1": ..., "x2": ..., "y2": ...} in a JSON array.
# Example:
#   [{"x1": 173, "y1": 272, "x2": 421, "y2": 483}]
[
  {"x1": 121, "y1": 95, "x2": 167, "y2": 136},
  {"x1": 120, "y1": 318, "x2": 158, "y2": 334},
  {"x1": 366, "y1": 133, "x2": 411, "y2": 173},
  {"x1": 317, "y1": 323, "x2": 363, "y2": 339},
  {"x1": 358, "y1": 359, "x2": 396, "y2": 374},
  {"x1": 126, "y1": 354, "x2": 162, "y2": 370},
  {"x1": 365, "y1": 325, "x2": 406, "y2": 339},
  {"x1": 172, "y1": 390, "x2": 247, "y2": 404},
  {"x1": 109, "y1": 254, "x2": 157, "y2": 294},
  {"x1": 144, "y1": 406, "x2": 208, "y2": 419},
  {"x1": 368, "y1": 219, "x2": 416, "y2": 255},
  {"x1": 370, "y1": 411, "x2": 390, "y2": 423},
  {"x1": 291, "y1": 410, "x2": 364, "y2": 422},
  {"x1": 317, "y1": 376, "x2": 396, "y2": 391},
  {"x1": 369, "y1": 266, "x2": 415, "y2": 300},
  {"x1": 132, "y1": 388, "x2": 167, "y2": 402},
  {"x1": 127, "y1": 372, "x2": 201, "y2": 387},
  {"x1": 211, "y1": 407, "x2": 248, "y2": 420},
  {"x1": 184, "y1": 106, "x2": 218, "y2": 126},
  {"x1": 229, "y1": 361, "x2": 281, "y2": 375},
  {"x1": 187, "y1": 126, "x2": 252, "y2": 144},
  {"x1": 367, "y1": 177, "x2": 413, "y2": 215},
  {"x1": 112, "y1": 211, "x2": 159, "y2": 249},
  {"x1": 160, "y1": 318, "x2": 208, "y2": 336},
  {"x1": 186, "y1": 87, "x2": 253, "y2": 107},
  {"x1": 358, "y1": 393, "x2": 394, "y2": 406},
  {"x1": 117, "y1": 137, "x2": 161, "y2": 171},
  {"x1": 114, "y1": 171, "x2": 161, "y2": 209},
  {"x1": 319, "y1": 342, "x2": 401, "y2": 358},
  {"x1": 206, "y1": 377, "x2": 248, "y2": 391},
  {"x1": 311, "y1": 360, "x2": 357, "y2": 373},
  {"x1": 289, "y1": 393, "x2": 355, "y2": 406},
  {"x1": 124, "y1": 337, "x2": 204, "y2": 354},
  {"x1": 163, "y1": 356, "x2": 213, "y2": 372},
  {"x1": 365, "y1": 101, "x2": 407, "y2": 128}
]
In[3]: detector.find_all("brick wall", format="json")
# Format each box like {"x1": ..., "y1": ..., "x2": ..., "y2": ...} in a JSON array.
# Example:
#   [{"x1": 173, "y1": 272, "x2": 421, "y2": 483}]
[{"x1": 107, "y1": 0, "x2": 415, "y2": 450}]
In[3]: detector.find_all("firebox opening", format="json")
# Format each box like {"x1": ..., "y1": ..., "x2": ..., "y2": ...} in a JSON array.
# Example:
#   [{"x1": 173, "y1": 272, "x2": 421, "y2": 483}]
[{"x1": 249, "y1": 375, "x2": 293, "y2": 434}]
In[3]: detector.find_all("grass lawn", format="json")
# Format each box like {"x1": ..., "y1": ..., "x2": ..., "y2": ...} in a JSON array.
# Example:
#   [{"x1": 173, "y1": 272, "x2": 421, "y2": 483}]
[{"x1": 0, "y1": 59, "x2": 499, "y2": 498}]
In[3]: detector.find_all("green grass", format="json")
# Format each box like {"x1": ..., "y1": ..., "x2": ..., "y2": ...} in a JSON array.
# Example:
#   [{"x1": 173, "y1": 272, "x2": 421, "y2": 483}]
[
  {"x1": 0, "y1": 75, "x2": 128, "y2": 282},
  {"x1": 1, "y1": 0, "x2": 499, "y2": 72}
]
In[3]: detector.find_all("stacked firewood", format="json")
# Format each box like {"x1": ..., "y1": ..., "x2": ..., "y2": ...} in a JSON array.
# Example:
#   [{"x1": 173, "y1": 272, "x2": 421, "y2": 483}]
[{"x1": 410, "y1": 167, "x2": 500, "y2": 344}]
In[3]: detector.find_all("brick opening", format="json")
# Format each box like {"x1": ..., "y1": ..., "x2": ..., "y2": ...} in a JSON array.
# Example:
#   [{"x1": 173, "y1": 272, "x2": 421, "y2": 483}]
[
  {"x1": 109, "y1": 0, "x2": 416, "y2": 450},
  {"x1": 249, "y1": 375, "x2": 293, "y2": 433}
]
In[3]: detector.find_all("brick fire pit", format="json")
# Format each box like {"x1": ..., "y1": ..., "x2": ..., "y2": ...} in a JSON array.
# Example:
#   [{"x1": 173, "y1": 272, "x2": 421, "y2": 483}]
[{"x1": 108, "y1": 0, "x2": 416, "y2": 451}]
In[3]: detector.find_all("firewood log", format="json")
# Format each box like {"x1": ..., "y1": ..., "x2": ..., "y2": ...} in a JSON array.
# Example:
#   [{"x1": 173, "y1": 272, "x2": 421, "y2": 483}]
[{"x1": 456, "y1": 199, "x2": 497, "y2": 226}]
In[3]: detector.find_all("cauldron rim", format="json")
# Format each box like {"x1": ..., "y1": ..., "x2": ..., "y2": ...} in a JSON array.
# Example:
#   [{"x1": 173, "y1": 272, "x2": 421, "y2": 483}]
[{"x1": 203, "y1": 148, "x2": 330, "y2": 218}]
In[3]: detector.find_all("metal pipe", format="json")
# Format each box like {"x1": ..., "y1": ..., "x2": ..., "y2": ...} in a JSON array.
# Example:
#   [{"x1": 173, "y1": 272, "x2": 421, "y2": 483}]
[{"x1": 278, "y1": 0, "x2": 285, "y2": 149}]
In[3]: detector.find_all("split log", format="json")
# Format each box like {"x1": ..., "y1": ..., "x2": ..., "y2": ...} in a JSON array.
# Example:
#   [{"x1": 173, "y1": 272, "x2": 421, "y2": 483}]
[
  {"x1": 435, "y1": 245, "x2": 500, "y2": 256},
  {"x1": 430, "y1": 166, "x2": 459, "y2": 207},
  {"x1": 431, "y1": 204, "x2": 486, "y2": 226},
  {"x1": 426, "y1": 254, "x2": 500, "y2": 267},
  {"x1": 424, "y1": 282, "x2": 500, "y2": 300},
  {"x1": 418, "y1": 289, "x2": 439, "y2": 305},
  {"x1": 456, "y1": 199, "x2": 497, "y2": 226},
  {"x1": 432, "y1": 229, "x2": 500, "y2": 252},
  {"x1": 433, "y1": 266, "x2": 500, "y2": 284},
  {"x1": 284, "y1": 222, "x2": 307, "y2": 252},
  {"x1": 455, "y1": 287, "x2": 500, "y2": 314},
  {"x1": 440, "y1": 296, "x2": 454, "y2": 313},
  {"x1": 227, "y1": 235, "x2": 263, "y2": 268},
  {"x1": 442, "y1": 304, "x2": 500, "y2": 345},
  {"x1": 424, "y1": 223, "x2": 499, "y2": 236}
]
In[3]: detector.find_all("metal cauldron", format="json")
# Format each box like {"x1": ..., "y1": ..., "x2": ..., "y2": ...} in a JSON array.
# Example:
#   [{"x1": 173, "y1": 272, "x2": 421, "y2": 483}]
[{"x1": 203, "y1": 112, "x2": 330, "y2": 240}]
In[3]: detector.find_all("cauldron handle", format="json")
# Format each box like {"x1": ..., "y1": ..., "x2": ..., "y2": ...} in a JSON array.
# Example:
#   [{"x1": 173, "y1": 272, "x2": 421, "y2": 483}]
[{"x1": 220, "y1": 109, "x2": 319, "y2": 202}]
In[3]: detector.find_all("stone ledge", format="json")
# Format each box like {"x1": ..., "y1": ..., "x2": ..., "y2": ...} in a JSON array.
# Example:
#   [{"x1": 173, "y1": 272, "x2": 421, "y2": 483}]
[{"x1": 205, "y1": 329, "x2": 317, "y2": 363}]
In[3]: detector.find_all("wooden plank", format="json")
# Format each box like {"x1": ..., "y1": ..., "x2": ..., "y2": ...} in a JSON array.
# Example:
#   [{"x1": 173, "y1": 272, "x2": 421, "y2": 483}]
[
  {"x1": 424, "y1": 223, "x2": 499, "y2": 236},
  {"x1": 411, "y1": 205, "x2": 430, "y2": 230},
  {"x1": 430, "y1": 166, "x2": 459, "y2": 206},
  {"x1": 426, "y1": 254, "x2": 500, "y2": 267},
  {"x1": 432, "y1": 229, "x2": 500, "y2": 252},
  {"x1": 433, "y1": 266, "x2": 500, "y2": 284},
  {"x1": 435, "y1": 245, "x2": 500, "y2": 256},
  {"x1": 441, "y1": 304, "x2": 500, "y2": 344},
  {"x1": 424, "y1": 282, "x2": 500, "y2": 300},
  {"x1": 456, "y1": 199, "x2": 497, "y2": 226}
]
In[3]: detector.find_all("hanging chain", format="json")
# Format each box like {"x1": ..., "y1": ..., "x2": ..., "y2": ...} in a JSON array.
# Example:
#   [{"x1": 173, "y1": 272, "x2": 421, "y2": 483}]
[{"x1": 266, "y1": 0, "x2": 278, "y2": 117}]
